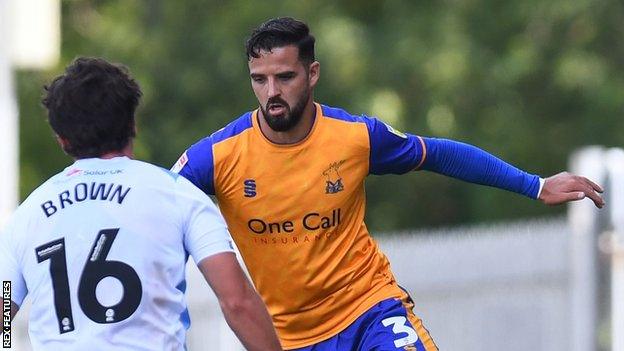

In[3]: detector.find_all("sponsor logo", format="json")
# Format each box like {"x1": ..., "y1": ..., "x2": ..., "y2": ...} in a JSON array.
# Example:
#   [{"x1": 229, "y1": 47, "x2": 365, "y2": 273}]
[
  {"x1": 65, "y1": 169, "x2": 123, "y2": 177},
  {"x1": 384, "y1": 122, "x2": 407, "y2": 138},
  {"x1": 2, "y1": 281, "x2": 11, "y2": 348},
  {"x1": 247, "y1": 209, "x2": 341, "y2": 235},
  {"x1": 247, "y1": 209, "x2": 342, "y2": 245},
  {"x1": 171, "y1": 151, "x2": 188, "y2": 174},
  {"x1": 66, "y1": 168, "x2": 82, "y2": 177},
  {"x1": 323, "y1": 160, "x2": 346, "y2": 194},
  {"x1": 244, "y1": 179, "x2": 257, "y2": 197}
]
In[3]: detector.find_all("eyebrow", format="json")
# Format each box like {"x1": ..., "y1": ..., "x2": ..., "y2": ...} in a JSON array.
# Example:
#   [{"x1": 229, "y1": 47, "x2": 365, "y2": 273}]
[
  {"x1": 276, "y1": 71, "x2": 296, "y2": 77},
  {"x1": 250, "y1": 71, "x2": 297, "y2": 78}
]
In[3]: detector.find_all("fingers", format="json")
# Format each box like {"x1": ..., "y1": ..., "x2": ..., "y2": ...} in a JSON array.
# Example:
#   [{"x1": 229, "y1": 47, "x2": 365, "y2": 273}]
[
  {"x1": 574, "y1": 177, "x2": 605, "y2": 208},
  {"x1": 581, "y1": 176, "x2": 604, "y2": 193},
  {"x1": 582, "y1": 190, "x2": 605, "y2": 208},
  {"x1": 547, "y1": 191, "x2": 586, "y2": 205},
  {"x1": 546, "y1": 190, "x2": 604, "y2": 208},
  {"x1": 540, "y1": 172, "x2": 606, "y2": 208}
]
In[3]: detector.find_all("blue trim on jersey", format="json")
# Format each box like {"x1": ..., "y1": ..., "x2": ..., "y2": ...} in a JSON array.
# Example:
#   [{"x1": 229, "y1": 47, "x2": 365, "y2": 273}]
[
  {"x1": 211, "y1": 112, "x2": 254, "y2": 144},
  {"x1": 321, "y1": 104, "x2": 363, "y2": 123},
  {"x1": 179, "y1": 138, "x2": 215, "y2": 195},
  {"x1": 421, "y1": 137, "x2": 541, "y2": 199},
  {"x1": 322, "y1": 104, "x2": 424, "y2": 175},
  {"x1": 179, "y1": 112, "x2": 253, "y2": 195},
  {"x1": 176, "y1": 279, "x2": 191, "y2": 329}
]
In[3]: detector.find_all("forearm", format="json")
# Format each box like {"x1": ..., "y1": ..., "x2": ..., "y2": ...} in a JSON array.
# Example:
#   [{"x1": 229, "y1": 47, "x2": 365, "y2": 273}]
[
  {"x1": 421, "y1": 137, "x2": 542, "y2": 198},
  {"x1": 219, "y1": 288, "x2": 282, "y2": 351},
  {"x1": 198, "y1": 253, "x2": 282, "y2": 350}
]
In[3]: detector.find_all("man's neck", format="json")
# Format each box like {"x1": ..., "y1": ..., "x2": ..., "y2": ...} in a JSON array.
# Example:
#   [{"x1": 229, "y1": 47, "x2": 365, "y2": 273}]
[
  {"x1": 96, "y1": 143, "x2": 134, "y2": 159},
  {"x1": 258, "y1": 101, "x2": 316, "y2": 145}
]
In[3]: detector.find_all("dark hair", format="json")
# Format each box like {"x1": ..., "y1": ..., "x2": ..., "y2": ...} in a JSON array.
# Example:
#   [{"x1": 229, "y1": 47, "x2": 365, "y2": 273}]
[
  {"x1": 42, "y1": 57, "x2": 142, "y2": 158},
  {"x1": 246, "y1": 17, "x2": 315, "y2": 65}
]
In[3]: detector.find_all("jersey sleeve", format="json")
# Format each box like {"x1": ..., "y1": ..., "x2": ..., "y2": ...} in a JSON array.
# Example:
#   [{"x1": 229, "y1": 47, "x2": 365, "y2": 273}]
[
  {"x1": 362, "y1": 116, "x2": 426, "y2": 175},
  {"x1": 421, "y1": 137, "x2": 542, "y2": 199},
  {"x1": 0, "y1": 221, "x2": 28, "y2": 307},
  {"x1": 171, "y1": 136, "x2": 216, "y2": 195},
  {"x1": 174, "y1": 176, "x2": 235, "y2": 265}
]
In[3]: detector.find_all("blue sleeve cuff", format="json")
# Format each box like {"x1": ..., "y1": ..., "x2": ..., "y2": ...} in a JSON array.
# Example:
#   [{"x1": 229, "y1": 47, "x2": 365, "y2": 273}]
[{"x1": 420, "y1": 137, "x2": 541, "y2": 199}]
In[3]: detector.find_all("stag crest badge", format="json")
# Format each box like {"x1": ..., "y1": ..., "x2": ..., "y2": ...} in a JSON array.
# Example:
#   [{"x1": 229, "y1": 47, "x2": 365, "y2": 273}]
[{"x1": 323, "y1": 160, "x2": 346, "y2": 194}]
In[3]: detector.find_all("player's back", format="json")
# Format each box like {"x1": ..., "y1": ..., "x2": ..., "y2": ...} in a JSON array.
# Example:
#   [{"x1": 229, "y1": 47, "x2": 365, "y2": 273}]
[{"x1": 2, "y1": 156, "x2": 213, "y2": 350}]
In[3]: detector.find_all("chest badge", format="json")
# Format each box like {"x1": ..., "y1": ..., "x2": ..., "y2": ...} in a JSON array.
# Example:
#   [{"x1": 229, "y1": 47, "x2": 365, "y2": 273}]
[
  {"x1": 323, "y1": 160, "x2": 346, "y2": 194},
  {"x1": 244, "y1": 179, "x2": 257, "y2": 197}
]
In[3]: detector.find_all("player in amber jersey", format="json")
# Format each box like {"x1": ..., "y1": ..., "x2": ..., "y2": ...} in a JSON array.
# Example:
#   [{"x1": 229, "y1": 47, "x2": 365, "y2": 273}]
[
  {"x1": 0, "y1": 58, "x2": 281, "y2": 351},
  {"x1": 173, "y1": 18, "x2": 604, "y2": 350}
]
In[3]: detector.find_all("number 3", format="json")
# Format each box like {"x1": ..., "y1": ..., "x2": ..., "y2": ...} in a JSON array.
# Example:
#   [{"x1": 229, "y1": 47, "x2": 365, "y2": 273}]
[
  {"x1": 381, "y1": 316, "x2": 419, "y2": 348},
  {"x1": 36, "y1": 228, "x2": 143, "y2": 334}
]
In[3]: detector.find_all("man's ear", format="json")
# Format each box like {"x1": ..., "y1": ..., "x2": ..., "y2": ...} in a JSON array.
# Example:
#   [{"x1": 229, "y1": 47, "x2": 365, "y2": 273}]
[
  {"x1": 308, "y1": 61, "x2": 320, "y2": 89},
  {"x1": 55, "y1": 135, "x2": 70, "y2": 155}
]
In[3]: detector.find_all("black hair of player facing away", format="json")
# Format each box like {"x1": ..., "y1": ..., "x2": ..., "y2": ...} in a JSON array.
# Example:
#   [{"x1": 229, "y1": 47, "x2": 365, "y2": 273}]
[
  {"x1": 42, "y1": 57, "x2": 142, "y2": 159},
  {"x1": 245, "y1": 17, "x2": 316, "y2": 66}
]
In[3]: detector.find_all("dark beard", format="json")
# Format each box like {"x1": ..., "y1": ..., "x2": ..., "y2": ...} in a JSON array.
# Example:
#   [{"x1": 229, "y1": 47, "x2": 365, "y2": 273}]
[{"x1": 260, "y1": 91, "x2": 309, "y2": 132}]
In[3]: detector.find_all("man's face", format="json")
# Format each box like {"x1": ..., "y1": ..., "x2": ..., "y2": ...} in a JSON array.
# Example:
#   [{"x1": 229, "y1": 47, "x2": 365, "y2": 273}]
[{"x1": 248, "y1": 45, "x2": 318, "y2": 132}]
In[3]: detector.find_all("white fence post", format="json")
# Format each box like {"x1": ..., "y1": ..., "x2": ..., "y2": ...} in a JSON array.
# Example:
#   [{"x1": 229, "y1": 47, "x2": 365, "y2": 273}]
[
  {"x1": 569, "y1": 146, "x2": 608, "y2": 351},
  {"x1": 606, "y1": 148, "x2": 624, "y2": 351},
  {"x1": 0, "y1": 0, "x2": 19, "y2": 227}
]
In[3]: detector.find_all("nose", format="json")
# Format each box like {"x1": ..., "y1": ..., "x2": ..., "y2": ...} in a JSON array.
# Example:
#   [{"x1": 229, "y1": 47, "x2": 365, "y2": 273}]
[{"x1": 267, "y1": 78, "x2": 281, "y2": 98}]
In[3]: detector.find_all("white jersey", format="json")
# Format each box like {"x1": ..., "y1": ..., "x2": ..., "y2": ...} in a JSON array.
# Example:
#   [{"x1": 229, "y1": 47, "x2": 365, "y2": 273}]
[{"x1": 0, "y1": 157, "x2": 234, "y2": 350}]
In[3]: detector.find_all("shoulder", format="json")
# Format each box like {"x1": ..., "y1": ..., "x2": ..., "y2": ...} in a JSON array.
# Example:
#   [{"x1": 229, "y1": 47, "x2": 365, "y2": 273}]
[
  {"x1": 2, "y1": 168, "x2": 68, "y2": 235},
  {"x1": 320, "y1": 104, "x2": 369, "y2": 124},
  {"x1": 183, "y1": 111, "x2": 254, "y2": 161},
  {"x1": 17, "y1": 168, "x2": 69, "y2": 211},
  {"x1": 320, "y1": 104, "x2": 387, "y2": 135},
  {"x1": 172, "y1": 111, "x2": 253, "y2": 194},
  {"x1": 210, "y1": 111, "x2": 254, "y2": 145},
  {"x1": 321, "y1": 103, "x2": 402, "y2": 141},
  {"x1": 130, "y1": 159, "x2": 183, "y2": 183},
  {"x1": 129, "y1": 160, "x2": 210, "y2": 208}
]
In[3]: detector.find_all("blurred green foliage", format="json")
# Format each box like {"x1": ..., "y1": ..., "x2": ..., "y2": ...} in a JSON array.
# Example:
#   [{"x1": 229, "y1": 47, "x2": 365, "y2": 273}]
[{"x1": 17, "y1": 0, "x2": 624, "y2": 232}]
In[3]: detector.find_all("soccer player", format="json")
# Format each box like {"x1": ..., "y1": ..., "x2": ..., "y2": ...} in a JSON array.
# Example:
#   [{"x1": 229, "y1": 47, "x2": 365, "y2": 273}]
[
  {"x1": 0, "y1": 58, "x2": 282, "y2": 351},
  {"x1": 172, "y1": 18, "x2": 605, "y2": 350}
]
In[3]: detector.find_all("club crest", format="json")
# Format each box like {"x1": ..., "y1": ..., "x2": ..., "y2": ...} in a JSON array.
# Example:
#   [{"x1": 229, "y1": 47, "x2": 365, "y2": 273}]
[{"x1": 323, "y1": 160, "x2": 346, "y2": 194}]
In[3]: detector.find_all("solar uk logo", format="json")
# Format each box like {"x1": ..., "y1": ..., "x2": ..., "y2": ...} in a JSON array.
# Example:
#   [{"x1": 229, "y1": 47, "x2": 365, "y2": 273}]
[
  {"x1": 2, "y1": 281, "x2": 10, "y2": 348},
  {"x1": 66, "y1": 168, "x2": 83, "y2": 177}
]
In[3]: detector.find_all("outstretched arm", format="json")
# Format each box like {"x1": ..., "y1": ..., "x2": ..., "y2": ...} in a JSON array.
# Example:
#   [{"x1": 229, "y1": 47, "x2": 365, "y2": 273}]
[
  {"x1": 198, "y1": 252, "x2": 282, "y2": 351},
  {"x1": 420, "y1": 138, "x2": 604, "y2": 208}
]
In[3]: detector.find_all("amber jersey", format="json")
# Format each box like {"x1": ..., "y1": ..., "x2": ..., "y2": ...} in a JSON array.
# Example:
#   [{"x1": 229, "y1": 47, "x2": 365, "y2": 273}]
[{"x1": 174, "y1": 103, "x2": 427, "y2": 348}]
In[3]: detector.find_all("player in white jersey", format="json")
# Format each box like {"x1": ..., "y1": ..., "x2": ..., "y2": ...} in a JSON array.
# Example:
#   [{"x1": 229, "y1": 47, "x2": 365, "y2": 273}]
[{"x1": 0, "y1": 57, "x2": 282, "y2": 351}]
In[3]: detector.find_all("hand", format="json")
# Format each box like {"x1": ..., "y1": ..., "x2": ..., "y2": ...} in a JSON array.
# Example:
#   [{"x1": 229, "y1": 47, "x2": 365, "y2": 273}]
[{"x1": 539, "y1": 172, "x2": 605, "y2": 208}]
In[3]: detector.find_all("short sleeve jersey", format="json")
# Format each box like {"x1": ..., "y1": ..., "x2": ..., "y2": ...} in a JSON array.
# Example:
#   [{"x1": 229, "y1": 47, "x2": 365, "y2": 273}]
[
  {"x1": 173, "y1": 103, "x2": 427, "y2": 349},
  {"x1": 0, "y1": 157, "x2": 234, "y2": 351}
]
